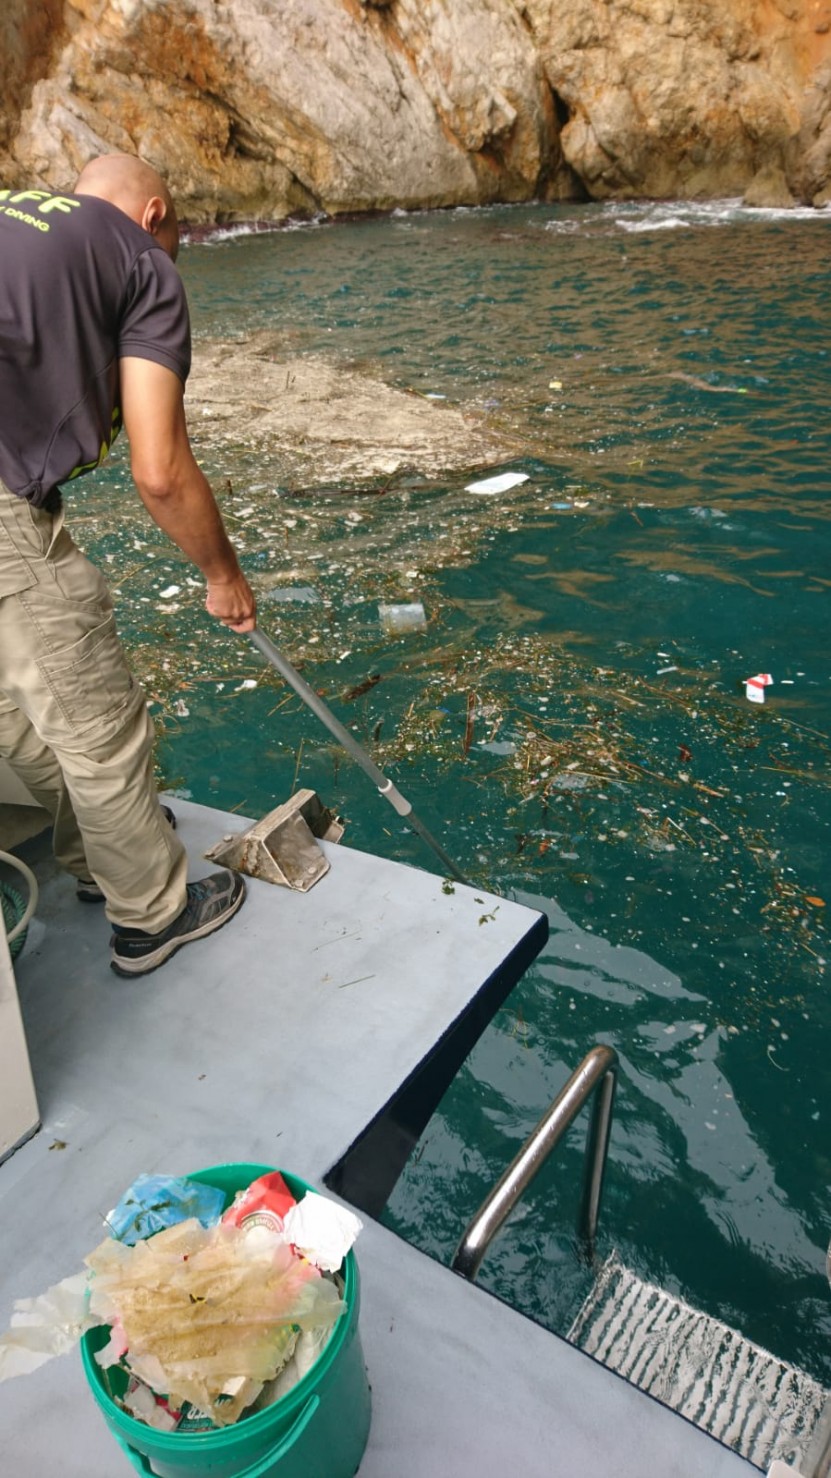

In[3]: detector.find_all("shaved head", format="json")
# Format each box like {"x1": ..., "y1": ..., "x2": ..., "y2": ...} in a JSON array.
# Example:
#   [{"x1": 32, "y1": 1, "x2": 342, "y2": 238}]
[{"x1": 75, "y1": 154, "x2": 179, "y2": 261}]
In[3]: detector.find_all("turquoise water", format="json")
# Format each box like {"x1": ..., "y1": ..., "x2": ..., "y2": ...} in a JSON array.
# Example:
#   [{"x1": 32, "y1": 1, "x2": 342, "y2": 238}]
[{"x1": 81, "y1": 200, "x2": 830, "y2": 1385}]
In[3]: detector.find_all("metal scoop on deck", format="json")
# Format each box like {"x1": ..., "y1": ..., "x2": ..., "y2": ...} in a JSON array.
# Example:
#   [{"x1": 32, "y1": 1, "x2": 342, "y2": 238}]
[{"x1": 205, "y1": 788, "x2": 344, "y2": 892}]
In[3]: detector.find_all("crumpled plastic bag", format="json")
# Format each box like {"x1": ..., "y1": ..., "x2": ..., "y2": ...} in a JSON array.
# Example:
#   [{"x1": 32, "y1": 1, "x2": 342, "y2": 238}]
[
  {"x1": 106, "y1": 1175, "x2": 226, "y2": 1246},
  {"x1": 0, "y1": 1272, "x2": 96, "y2": 1381},
  {"x1": 122, "y1": 1372, "x2": 184, "y2": 1432},
  {"x1": 86, "y1": 1217, "x2": 344, "y2": 1425},
  {"x1": 255, "y1": 1322, "x2": 334, "y2": 1408}
]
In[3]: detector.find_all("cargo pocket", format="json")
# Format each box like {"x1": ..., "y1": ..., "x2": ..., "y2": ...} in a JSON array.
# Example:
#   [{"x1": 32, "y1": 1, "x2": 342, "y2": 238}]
[
  {"x1": 0, "y1": 556, "x2": 36, "y2": 600},
  {"x1": 0, "y1": 516, "x2": 37, "y2": 599},
  {"x1": 36, "y1": 611, "x2": 141, "y2": 750}
]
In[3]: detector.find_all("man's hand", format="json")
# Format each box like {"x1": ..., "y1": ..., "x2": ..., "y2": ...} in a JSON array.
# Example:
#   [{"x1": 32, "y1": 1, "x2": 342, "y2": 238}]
[{"x1": 206, "y1": 574, "x2": 257, "y2": 633}]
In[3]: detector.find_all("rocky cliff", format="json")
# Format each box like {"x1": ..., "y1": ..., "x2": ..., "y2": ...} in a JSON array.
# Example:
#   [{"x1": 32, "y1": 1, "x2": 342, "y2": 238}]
[{"x1": 2, "y1": 0, "x2": 831, "y2": 218}]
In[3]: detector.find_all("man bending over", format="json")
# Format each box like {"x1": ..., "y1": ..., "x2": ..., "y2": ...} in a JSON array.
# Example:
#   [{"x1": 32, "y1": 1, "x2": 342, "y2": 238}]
[{"x1": 0, "y1": 154, "x2": 255, "y2": 976}]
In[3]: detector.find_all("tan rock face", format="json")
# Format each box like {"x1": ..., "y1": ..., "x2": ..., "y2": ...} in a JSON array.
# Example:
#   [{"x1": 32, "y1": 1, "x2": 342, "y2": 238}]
[
  {"x1": 5, "y1": 0, "x2": 566, "y2": 215},
  {"x1": 522, "y1": 0, "x2": 831, "y2": 202},
  {"x1": 3, "y1": 0, "x2": 831, "y2": 214},
  {"x1": 0, "y1": 0, "x2": 65, "y2": 153}
]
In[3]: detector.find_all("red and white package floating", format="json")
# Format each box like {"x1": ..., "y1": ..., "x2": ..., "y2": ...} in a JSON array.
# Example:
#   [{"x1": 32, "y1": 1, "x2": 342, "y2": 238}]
[
  {"x1": 222, "y1": 1173, "x2": 296, "y2": 1234},
  {"x1": 744, "y1": 672, "x2": 773, "y2": 704}
]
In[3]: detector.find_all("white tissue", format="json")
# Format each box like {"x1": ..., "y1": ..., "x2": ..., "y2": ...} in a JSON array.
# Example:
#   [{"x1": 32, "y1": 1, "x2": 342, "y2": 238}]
[{"x1": 283, "y1": 1194, "x2": 363, "y2": 1273}]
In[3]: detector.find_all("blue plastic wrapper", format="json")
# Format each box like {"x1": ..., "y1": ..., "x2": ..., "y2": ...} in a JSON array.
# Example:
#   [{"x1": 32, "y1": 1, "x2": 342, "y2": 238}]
[{"x1": 107, "y1": 1175, "x2": 226, "y2": 1245}]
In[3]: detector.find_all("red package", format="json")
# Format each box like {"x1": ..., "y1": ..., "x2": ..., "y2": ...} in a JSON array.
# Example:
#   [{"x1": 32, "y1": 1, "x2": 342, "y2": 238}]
[{"x1": 222, "y1": 1172, "x2": 296, "y2": 1233}]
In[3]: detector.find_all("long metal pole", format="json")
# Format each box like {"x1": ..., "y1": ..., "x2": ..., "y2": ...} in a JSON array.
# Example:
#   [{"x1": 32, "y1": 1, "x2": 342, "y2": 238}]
[{"x1": 249, "y1": 627, "x2": 468, "y2": 883}]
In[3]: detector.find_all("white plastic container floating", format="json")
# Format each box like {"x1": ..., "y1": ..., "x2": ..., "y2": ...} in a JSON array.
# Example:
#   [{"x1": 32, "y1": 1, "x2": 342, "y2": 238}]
[{"x1": 378, "y1": 602, "x2": 427, "y2": 635}]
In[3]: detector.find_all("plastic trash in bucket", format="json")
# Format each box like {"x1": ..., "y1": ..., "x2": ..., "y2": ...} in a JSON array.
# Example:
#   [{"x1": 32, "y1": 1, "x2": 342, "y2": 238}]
[{"x1": 81, "y1": 1164, "x2": 371, "y2": 1478}]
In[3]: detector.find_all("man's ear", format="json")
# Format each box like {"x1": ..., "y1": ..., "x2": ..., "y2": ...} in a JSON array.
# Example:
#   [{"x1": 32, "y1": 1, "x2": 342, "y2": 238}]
[{"x1": 141, "y1": 195, "x2": 167, "y2": 237}]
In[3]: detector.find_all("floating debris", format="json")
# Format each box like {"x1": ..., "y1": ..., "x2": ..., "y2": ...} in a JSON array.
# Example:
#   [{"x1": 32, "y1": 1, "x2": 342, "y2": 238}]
[
  {"x1": 264, "y1": 586, "x2": 321, "y2": 603},
  {"x1": 745, "y1": 673, "x2": 773, "y2": 704},
  {"x1": 367, "y1": 629, "x2": 828, "y2": 972},
  {"x1": 67, "y1": 379, "x2": 827, "y2": 999},
  {"x1": 465, "y1": 471, "x2": 530, "y2": 495},
  {"x1": 343, "y1": 674, "x2": 382, "y2": 701},
  {"x1": 378, "y1": 603, "x2": 427, "y2": 636}
]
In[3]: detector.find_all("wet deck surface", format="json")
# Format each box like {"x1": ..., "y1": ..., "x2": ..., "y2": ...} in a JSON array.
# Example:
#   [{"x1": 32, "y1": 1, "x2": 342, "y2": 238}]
[{"x1": 0, "y1": 799, "x2": 754, "y2": 1476}]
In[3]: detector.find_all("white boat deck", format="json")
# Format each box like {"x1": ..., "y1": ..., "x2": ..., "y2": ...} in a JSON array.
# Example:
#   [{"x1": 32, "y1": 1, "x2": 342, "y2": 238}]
[{"x1": 0, "y1": 798, "x2": 756, "y2": 1476}]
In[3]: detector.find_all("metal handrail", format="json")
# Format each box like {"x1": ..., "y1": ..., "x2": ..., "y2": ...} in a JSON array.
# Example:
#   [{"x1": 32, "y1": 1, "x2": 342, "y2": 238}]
[{"x1": 451, "y1": 1044, "x2": 619, "y2": 1281}]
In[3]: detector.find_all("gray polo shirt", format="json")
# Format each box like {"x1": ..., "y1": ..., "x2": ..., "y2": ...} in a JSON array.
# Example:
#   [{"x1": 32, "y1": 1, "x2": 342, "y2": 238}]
[{"x1": 0, "y1": 185, "x2": 191, "y2": 506}]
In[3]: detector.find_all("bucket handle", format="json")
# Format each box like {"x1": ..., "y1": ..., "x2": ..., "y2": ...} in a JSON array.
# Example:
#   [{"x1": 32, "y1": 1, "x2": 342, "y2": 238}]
[{"x1": 115, "y1": 1394, "x2": 322, "y2": 1477}]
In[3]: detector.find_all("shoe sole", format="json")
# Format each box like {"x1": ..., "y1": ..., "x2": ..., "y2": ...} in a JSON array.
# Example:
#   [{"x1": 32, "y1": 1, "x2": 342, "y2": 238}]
[
  {"x1": 77, "y1": 885, "x2": 105, "y2": 904},
  {"x1": 110, "y1": 877, "x2": 246, "y2": 978}
]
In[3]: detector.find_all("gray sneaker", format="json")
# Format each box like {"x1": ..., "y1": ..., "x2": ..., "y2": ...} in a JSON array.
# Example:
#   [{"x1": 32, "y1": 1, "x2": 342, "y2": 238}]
[
  {"x1": 76, "y1": 877, "x2": 106, "y2": 903},
  {"x1": 110, "y1": 870, "x2": 245, "y2": 977}
]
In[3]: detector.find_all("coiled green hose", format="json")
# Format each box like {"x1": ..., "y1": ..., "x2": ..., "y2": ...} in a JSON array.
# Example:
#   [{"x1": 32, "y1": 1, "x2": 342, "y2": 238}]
[{"x1": 0, "y1": 850, "x2": 38, "y2": 961}]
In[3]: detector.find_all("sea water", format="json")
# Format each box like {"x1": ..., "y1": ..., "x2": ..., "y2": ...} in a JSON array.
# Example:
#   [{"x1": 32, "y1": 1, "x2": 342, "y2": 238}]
[{"x1": 79, "y1": 200, "x2": 830, "y2": 1386}]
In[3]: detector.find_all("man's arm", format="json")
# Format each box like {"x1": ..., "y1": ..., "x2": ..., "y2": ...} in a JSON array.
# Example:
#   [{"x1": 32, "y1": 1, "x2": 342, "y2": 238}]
[{"x1": 119, "y1": 356, "x2": 256, "y2": 633}]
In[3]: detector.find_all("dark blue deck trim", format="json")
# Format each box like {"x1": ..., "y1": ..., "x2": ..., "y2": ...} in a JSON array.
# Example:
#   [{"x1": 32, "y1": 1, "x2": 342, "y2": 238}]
[{"x1": 325, "y1": 908, "x2": 548, "y2": 1214}]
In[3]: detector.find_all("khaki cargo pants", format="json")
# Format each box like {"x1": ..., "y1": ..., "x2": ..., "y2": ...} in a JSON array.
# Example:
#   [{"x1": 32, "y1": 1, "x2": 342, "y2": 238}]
[{"x1": 0, "y1": 484, "x2": 188, "y2": 933}]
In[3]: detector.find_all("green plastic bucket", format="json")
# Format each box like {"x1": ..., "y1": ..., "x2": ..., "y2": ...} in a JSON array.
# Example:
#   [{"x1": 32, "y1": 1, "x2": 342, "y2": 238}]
[{"x1": 80, "y1": 1164, "x2": 371, "y2": 1478}]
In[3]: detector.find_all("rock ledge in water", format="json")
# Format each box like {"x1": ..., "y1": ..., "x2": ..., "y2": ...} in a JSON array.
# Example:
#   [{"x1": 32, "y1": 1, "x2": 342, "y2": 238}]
[{"x1": 187, "y1": 334, "x2": 511, "y2": 487}]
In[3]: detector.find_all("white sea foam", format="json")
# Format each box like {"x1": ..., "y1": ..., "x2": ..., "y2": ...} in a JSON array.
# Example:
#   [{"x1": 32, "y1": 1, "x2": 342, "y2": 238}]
[
  {"x1": 618, "y1": 215, "x2": 692, "y2": 232},
  {"x1": 543, "y1": 196, "x2": 831, "y2": 235},
  {"x1": 182, "y1": 215, "x2": 327, "y2": 247}
]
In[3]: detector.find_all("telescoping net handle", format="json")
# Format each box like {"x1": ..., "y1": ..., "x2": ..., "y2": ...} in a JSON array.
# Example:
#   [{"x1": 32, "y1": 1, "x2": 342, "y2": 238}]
[{"x1": 248, "y1": 629, "x2": 468, "y2": 883}]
